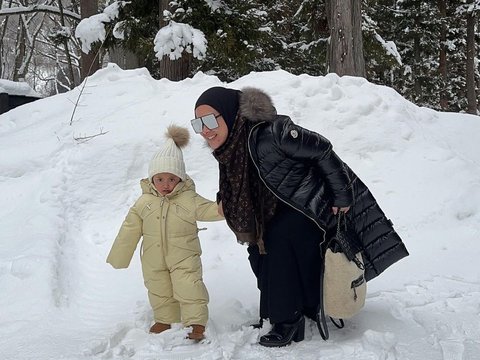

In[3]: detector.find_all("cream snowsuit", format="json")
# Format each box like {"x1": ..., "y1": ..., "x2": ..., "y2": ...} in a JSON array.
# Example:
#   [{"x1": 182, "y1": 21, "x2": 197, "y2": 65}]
[{"x1": 107, "y1": 177, "x2": 223, "y2": 326}]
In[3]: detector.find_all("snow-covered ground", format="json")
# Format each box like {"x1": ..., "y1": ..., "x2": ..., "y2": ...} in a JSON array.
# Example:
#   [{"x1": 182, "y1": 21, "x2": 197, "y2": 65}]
[{"x1": 1, "y1": 64, "x2": 479, "y2": 360}]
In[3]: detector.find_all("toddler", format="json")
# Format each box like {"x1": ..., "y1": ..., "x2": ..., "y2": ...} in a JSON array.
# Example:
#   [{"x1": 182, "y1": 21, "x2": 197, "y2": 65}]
[{"x1": 107, "y1": 125, "x2": 223, "y2": 340}]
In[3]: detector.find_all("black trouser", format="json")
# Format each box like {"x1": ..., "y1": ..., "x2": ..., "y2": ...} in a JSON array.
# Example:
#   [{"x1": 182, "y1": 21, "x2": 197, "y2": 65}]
[{"x1": 248, "y1": 202, "x2": 323, "y2": 324}]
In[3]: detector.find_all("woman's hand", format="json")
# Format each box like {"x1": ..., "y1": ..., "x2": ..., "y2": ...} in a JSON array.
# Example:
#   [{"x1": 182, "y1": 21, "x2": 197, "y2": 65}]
[{"x1": 332, "y1": 206, "x2": 350, "y2": 215}]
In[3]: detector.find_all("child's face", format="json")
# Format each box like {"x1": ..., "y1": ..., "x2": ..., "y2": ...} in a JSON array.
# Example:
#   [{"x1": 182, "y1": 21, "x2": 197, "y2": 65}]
[{"x1": 152, "y1": 173, "x2": 181, "y2": 195}]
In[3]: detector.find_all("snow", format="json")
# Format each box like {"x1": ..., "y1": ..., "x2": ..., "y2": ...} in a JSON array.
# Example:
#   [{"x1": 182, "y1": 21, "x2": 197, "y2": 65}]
[
  {"x1": 0, "y1": 63, "x2": 479, "y2": 360},
  {"x1": 75, "y1": 1, "x2": 207, "y2": 61},
  {"x1": 75, "y1": 1, "x2": 126, "y2": 53},
  {"x1": 0, "y1": 79, "x2": 42, "y2": 97},
  {"x1": 373, "y1": 32, "x2": 403, "y2": 66},
  {"x1": 153, "y1": 21, "x2": 207, "y2": 61}
]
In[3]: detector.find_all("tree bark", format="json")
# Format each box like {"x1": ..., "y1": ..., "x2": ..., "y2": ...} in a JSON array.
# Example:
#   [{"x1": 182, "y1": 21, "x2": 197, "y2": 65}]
[
  {"x1": 58, "y1": 0, "x2": 76, "y2": 88},
  {"x1": 158, "y1": 0, "x2": 191, "y2": 81},
  {"x1": 109, "y1": 46, "x2": 141, "y2": 70},
  {"x1": 0, "y1": 4, "x2": 80, "y2": 21},
  {"x1": 465, "y1": 4, "x2": 477, "y2": 114},
  {"x1": 0, "y1": 0, "x2": 13, "y2": 78},
  {"x1": 438, "y1": 0, "x2": 448, "y2": 110},
  {"x1": 327, "y1": 0, "x2": 365, "y2": 77},
  {"x1": 12, "y1": 16, "x2": 26, "y2": 81},
  {"x1": 351, "y1": 0, "x2": 365, "y2": 77},
  {"x1": 413, "y1": 11, "x2": 421, "y2": 99},
  {"x1": 17, "y1": 11, "x2": 47, "y2": 81},
  {"x1": 79, "y1": 0, "x2": 99, "y2": 81}
]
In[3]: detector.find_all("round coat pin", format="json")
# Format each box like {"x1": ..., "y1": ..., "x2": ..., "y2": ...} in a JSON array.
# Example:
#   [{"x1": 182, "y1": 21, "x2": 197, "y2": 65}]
[{"x1": 290, "y1": 129, "x2": 298, "y2": 138}]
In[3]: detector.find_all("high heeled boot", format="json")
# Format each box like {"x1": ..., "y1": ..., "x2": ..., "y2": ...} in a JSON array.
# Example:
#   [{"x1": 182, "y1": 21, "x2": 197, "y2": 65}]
[{"x1": 259, "y1": 316, "x2": 305, "y2": 347}]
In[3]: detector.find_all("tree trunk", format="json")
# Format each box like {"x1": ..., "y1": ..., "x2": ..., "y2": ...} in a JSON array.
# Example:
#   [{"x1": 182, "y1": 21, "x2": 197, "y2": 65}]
[
  {"x1": 351, "y1": 0, "x2": 365, "y2": 77},
  {"x1": 109, "y1": 46, "x2": 142, "y2": 69},
  {"x1": 438, "y1": 0, "x2": 448, "y2": 110},
  {"x1": 327, "y1": 0, "x2": 365, "y2": 77},
  {"x1": 478, "y1": 56, "x2": 480, "y2": 114},
  {"x1": 0, "y1": 0, "x2": 13, "y2": 78},
  {"x1": 413, "y1": 12, "x2": 421, "y2": 99},
  {"x1": 465, "y1": 4, "x2": 477, "y2": 114},
  {"x1": 79, "y1": 0, "x2": 99, "y2": 81},
  {"x1": 12, "y1": 16, "x2": 26, "y2": 81},
  {"x1": 17, "y1": 12, "x2": 47, "y2": 81},
  {"x1": 58, "y1": 0, "x2": 76, "y2": 88},
  {"x1": 158, "y1": 0, "x2": 191, "y2": 80}
]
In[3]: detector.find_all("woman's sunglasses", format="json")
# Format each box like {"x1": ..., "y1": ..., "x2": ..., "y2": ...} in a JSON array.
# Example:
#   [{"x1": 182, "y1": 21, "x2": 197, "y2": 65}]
[{"x1": 190, "y1": 113, "x2": 222, "y2": 134}]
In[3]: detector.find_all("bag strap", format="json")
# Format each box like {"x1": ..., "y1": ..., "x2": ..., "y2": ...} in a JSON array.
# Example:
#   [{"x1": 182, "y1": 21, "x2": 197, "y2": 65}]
[
  {"x1": 316, "y1": 211, "x2": 348, "y2": 340},
  {"x1": 331, "y1": 318, "x2": 345, "y2": 329},
  {"x1": 316, "y1": 250, "x2": 329, "y2": 340},
  {"x1": 317, "y1": 252, "x2": 345, "y2": 340}
]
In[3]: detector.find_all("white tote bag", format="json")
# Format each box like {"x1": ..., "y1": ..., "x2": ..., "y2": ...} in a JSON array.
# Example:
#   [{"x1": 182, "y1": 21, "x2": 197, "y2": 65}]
[{"x1": 323, "y1": 249, "x2": 366, "y2": 319}]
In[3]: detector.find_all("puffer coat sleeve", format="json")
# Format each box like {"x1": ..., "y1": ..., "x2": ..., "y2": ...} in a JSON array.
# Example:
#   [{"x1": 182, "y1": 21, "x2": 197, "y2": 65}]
[
  {"x1": 106, "y1": 204, "x2": 143, "y2": 269},
  {"x1": 194, "y1": 194, "x2": 224, "y2": 222},
  {"x1": 270, "y1": 117, "x2": 353, "y2": 207}
]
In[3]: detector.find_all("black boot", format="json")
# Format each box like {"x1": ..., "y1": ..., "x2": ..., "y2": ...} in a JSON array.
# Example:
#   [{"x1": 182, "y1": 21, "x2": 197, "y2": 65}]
[
  {"x1": 250, "y1": 318, "x2": 264, "y2": 329},
  {"x1": 258, "y1": 316, "x2": 305, "y2": 347}
]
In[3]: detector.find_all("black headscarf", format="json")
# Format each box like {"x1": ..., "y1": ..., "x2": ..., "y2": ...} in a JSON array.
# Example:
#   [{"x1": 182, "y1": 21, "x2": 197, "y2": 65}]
[{"x1": 194, "y1": 87, "x2": 241, "y2": 132}]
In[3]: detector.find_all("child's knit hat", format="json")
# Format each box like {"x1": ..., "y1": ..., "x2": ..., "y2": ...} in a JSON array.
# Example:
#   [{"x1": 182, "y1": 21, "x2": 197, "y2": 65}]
[{"x1": 148, "y1": 125, "x2": 190, "y2": 181}]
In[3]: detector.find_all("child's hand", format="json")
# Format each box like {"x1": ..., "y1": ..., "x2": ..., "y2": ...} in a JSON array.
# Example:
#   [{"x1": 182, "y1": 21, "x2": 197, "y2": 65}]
[{"x1": 218, "y1": 201, "x2": 224, "y2": 216}]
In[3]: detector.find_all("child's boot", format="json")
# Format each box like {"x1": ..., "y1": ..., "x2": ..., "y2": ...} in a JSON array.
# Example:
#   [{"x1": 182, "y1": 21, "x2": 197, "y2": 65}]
[
  {"x1": 188, "y1": 324, "x2": 205, "y2": 340},
  {"x1": 149, "y1": 322, "x2": 171, "y2": 334}
]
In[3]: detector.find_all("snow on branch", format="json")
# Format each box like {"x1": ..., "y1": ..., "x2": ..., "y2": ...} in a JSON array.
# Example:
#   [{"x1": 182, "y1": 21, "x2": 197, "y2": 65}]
[
  {"x1": 362, "y1": 14, "x2": 402, "y2": 66},
  {"x1": 204, "y1": 0, "x2": 223, "y2": 12},
  {"x1": 0, "y1": 4, "x2": 80, "y2": 21},
  {"x1": 373, "y1": 31, "x2": 402, "y2": 66},
  {"x1": 75, "y1": 1, "x2": 128, "y2": 53},
  {"x1": 154, "y1": 21, "x2": 207, "y2": 61},
  {"x1": 456, "y1": 1, "x2": 480, "y2": 15}
]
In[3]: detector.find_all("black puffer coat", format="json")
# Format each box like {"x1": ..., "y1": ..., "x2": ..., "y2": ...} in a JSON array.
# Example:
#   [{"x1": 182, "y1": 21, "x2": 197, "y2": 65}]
[{"x1": 240, "y1": 87, "x2": 409, "y2": 282}]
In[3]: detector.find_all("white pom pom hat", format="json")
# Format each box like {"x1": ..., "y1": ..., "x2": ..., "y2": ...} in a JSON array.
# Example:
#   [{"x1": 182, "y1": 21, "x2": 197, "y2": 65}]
[{"x1": 148, "y1": 125, "x2": 190, "y2": 181}]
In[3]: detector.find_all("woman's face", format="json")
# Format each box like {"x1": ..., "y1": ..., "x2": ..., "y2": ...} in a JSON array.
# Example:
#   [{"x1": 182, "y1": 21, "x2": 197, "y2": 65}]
[{"x1": 194, "y1": 105, "x2": 229, "y2": 150}]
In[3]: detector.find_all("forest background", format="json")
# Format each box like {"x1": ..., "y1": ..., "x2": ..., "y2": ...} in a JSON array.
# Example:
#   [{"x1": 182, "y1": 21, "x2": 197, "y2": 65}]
[{"x1": 0, "y1": 0, "x2": 479, "y2": 115}]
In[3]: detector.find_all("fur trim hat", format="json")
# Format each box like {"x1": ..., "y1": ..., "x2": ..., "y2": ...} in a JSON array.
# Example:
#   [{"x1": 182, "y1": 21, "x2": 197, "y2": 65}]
[{"x1": 148, "y1": 125, "x2": 190, "y2": 181}]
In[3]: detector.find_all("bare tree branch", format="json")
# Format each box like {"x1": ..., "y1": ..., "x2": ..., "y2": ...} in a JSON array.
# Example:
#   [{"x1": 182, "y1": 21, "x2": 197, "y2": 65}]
[{"x1": 0, "y1": 4, "x2": 81, "y2": 21}]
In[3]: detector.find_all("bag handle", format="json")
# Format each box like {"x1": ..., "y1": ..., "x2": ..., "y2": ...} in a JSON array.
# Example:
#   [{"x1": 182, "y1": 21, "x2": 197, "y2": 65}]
[
  {"x1": 332, "y1": 211, "x2": 364, "y2": 269},
  {"x1": 336, "y1": 211, "x2": 347, "y2": 235}
]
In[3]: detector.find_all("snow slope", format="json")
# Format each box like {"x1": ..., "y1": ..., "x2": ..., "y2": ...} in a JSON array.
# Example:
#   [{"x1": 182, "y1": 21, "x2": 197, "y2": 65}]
[{"x1": 0, "y1": 64, "x2": 479, "y2": 359}]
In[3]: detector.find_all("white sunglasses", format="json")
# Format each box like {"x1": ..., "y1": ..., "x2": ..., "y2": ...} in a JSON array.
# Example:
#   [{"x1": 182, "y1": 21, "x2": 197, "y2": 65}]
[{"x1": 190, "y1": 113, "x2": 222, "y2": 133}]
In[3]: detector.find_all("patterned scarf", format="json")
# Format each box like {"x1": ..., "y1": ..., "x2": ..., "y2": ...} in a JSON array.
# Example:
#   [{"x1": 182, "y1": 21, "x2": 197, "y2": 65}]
[{"x1": 213, "y1": 116, "x2": 277, "y2": 254}]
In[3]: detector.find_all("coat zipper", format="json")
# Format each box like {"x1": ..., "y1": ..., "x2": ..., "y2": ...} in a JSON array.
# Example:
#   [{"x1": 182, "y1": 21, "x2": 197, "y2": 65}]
[
  {"x1": 247, "y1": 122, "x2": 327, "y2": 246},
  {"x1": 159, "y1": 197, "x2": 168, "y2": 254}
]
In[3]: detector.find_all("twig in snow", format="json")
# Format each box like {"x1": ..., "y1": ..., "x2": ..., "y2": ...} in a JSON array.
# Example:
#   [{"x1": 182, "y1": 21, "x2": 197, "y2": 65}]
[{"x1": 73, "y1": 128, "x2": 109, "y2": 143}]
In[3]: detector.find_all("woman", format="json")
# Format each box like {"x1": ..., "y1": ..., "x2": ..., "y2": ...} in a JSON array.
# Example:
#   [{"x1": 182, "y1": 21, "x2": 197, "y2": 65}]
[{"x1": 192, "y1": 86, "x2": 408, "y2": 347}]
